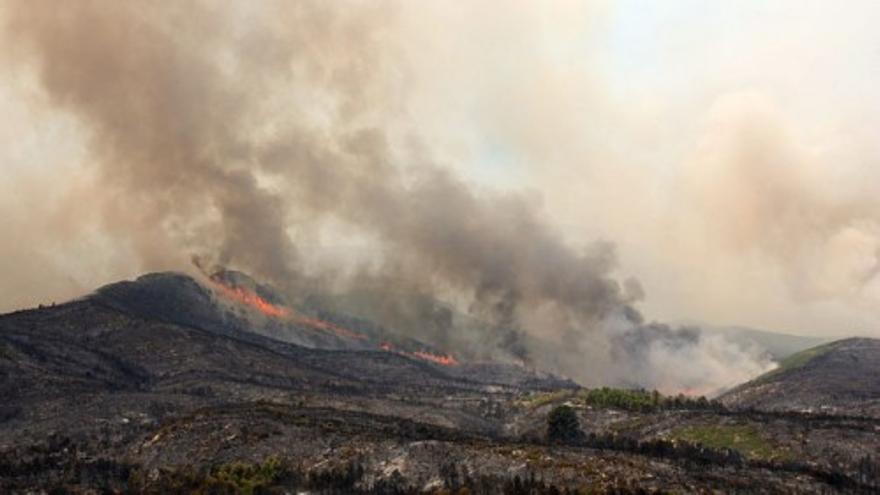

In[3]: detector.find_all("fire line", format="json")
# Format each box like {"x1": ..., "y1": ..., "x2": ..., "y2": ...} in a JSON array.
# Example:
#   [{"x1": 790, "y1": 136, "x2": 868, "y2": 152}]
[
  {"x1": 210, "y1": 279, "x2": 366, "y2": 340},
  {"x1": 210, "y1": 278, "x2": 456, "y2": 364}
]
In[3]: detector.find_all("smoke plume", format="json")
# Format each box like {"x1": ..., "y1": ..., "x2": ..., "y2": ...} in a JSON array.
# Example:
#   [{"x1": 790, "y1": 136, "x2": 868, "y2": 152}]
[{"x1": 12, "y1": 1, "x2": 878, "y2": 393}]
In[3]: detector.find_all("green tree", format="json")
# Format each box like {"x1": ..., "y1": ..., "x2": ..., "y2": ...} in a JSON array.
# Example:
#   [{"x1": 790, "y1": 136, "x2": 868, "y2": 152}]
[{"x1": 547, "y1": 405, "x2": 582, "y2": 444}]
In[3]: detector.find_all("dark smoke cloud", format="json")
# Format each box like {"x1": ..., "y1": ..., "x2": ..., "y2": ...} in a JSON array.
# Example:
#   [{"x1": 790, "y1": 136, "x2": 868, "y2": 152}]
[
  {"x1": 4, "y1": 2, "x2": 301, "y2": 284},
  {"x1": 2, "y1": 1, "x2": 771, "y2": 393}
]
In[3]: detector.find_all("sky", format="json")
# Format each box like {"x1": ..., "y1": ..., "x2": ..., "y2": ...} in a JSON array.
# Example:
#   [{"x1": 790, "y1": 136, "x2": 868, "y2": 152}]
[
  {"x1": 598, "y1": 1, "x2": 880, "y2": 336},
  {"x1": 2, "y1": 0, "x2": 880, "y2": 341}
]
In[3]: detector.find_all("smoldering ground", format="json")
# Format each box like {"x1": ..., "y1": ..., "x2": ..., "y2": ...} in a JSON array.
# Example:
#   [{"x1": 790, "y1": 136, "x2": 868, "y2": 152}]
[{"x1": 21, "y1": 1, "x2": 880, "y2": 393}]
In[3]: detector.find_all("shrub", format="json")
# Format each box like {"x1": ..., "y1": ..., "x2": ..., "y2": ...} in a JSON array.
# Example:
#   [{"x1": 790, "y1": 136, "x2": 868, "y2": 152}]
[{"x1": 546, "y1": 405, "x2": 582, "y2": 444}]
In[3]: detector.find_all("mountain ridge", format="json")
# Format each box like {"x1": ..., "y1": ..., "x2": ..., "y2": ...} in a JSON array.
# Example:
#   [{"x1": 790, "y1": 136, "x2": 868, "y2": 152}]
[
  {"x1": 2, "y1": 272, "x2": 879, "y2": 492},
  {"x1": 720, "y1": 337, "x2": 880, "y2": 417}
]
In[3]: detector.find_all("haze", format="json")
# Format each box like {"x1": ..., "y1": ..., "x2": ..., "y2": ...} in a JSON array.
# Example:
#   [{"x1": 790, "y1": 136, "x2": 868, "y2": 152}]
[{"x1": 1, "y1": 1, "x2": 879, "y2": 392}]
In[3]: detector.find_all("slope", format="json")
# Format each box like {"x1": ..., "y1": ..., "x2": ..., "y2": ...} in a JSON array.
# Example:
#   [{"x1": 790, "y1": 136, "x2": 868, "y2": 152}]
[{"x1": 720, "y1": 337, "x2": 880, "y2": 417}]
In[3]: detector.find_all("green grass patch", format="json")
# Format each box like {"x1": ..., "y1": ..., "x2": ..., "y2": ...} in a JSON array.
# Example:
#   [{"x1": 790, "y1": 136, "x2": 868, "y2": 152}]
[
  {"x1": 521, "y1": 387, "x2": 717, "y2": 413},
  {"x1": 577, "y1": 387, "x2": 663, "y2": 412},
  {"x1": 672, "y1": 424, "x2": 783, "y2": 460},
  {"x1": 520, "y1": 390, "x2": 574, "y2": 409},
  {"x1": 210, "y1": 457, "x2": 283, "y2": 494},
  {"x1": 607, "y1": 415, "x2": 654, "y2": 433},
  {"x1": 129, "y1": 456, "x2": 287, "y2": 494},
  {"x1": 752, "y1": 341, "x2": 839, "y2": 385}
]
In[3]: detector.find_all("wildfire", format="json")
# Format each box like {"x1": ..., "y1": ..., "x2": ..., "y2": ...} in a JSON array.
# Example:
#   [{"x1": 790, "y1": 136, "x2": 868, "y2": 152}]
[
  {"x1": 411, "y1": 350, "x2": 459, "y2": 366},
  {"x1": 379, "y1": 342, "x2": 459, "y2": 366},
  {"x1": 212, "y1": 282, "x2": 290, "y2": 318},
  {"x1": 209, "y1": 277, "x2": 367, "y2": 341},
  {"x1": 207, "y1": 276, "x2": 454, "y2": 362}
]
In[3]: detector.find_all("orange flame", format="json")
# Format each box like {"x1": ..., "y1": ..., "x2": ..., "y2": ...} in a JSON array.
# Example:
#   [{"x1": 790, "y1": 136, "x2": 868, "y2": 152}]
[
  {"x1": 208, "y1": 277, "x2": 452, "y2": 359},
  {"x1": 411, "y1": 350, "x2": 459, "y2": 366},
  {"x1": 210, "y1": 278, "x2": 366, "y2": 341},
  {"x1": 379, "y1": 342, "x2": 458, "y2": 366},
  {"x1": 212, "y1": 282, "x2": 290, "y2": 318}
]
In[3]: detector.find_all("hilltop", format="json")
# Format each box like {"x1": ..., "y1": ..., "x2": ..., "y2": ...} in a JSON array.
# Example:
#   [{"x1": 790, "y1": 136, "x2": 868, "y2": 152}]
[
  {"x1": 720, "y1": 337, "x2": 880, "y2": 417},
  {"x1": 696, "y1": 324, "x2": 832, "y2": 361},
  {"x1": 0, "y1": 273, "x2": 878, "y2": 493}
]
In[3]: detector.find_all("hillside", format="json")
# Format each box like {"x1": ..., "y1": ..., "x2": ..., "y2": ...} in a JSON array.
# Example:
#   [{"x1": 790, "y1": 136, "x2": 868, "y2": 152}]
[
  {"x1": 721, "y1": 338, "x2": 880, "y2": 417},
  {"x1": 697, "y1": 324, "x2": 831, "y2": 361},
  {"x1": 0, "y1": 273, "x2": 570, "y2": 429},
  {"x1": 1, "y1": 273, "x2": 878, "y2": 493}
]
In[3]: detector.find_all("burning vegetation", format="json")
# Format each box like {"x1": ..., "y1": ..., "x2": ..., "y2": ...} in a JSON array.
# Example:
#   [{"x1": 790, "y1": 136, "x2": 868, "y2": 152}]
[
  {"x1": 209, "y1": 275, "x2": 365, "y2": 340},
  {"x1": 381, "y1": 342, "x2": 459, "y2": 366},
  {"x1": 0, "y1": 0, "x2": 787, "y2": 395},
  {"x1": 209, "y1": 271, "x2": 457, "y2": 365},
  {"x1": 411, "y1": 350, "x2": 459, "y2": 366},
  {"x1": 210, "y1": 280, "x2": 291, "y2": 319}
]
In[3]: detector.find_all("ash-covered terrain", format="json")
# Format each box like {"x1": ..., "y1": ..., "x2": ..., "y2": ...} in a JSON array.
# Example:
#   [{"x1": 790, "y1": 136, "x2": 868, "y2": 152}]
[
  {"x1": 1, "y1": 273, "x2": 879, "y2": 493},
  {"x1": 721, "y1": 337, "x2": 880, "y2": 418}
]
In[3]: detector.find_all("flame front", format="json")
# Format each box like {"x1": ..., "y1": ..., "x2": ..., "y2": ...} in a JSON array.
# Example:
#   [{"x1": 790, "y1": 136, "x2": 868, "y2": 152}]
[
  {"x1": 209, "y1": 278, "x2": 456, "y2": 364},
  {"x1": 411, "y1": 350, "x2": 459, "y2": 366},
  {"x1": 213, "y1": 282, "x2": 290, "y2": 318},
  {"x1": 210, "y1": 278, "x2": 366, "y2": 340},
  {"x1": 380, "y1": 342, "x2": 458, "y2": 366}
]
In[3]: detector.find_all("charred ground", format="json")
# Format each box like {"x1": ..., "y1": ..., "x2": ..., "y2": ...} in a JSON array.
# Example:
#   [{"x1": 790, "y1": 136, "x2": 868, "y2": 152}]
[
  {"x1": 1, "y1": 273, "x2": 878, "y2": 493},
  {"x1": 721, "y1": 337, "x2": 880, "y2": 418}
]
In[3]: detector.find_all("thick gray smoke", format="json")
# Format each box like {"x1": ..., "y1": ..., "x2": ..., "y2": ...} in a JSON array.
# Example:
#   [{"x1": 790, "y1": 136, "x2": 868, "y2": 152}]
[{"x1": 2, "y1": 1, "x2": 772, "y2": 394}]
